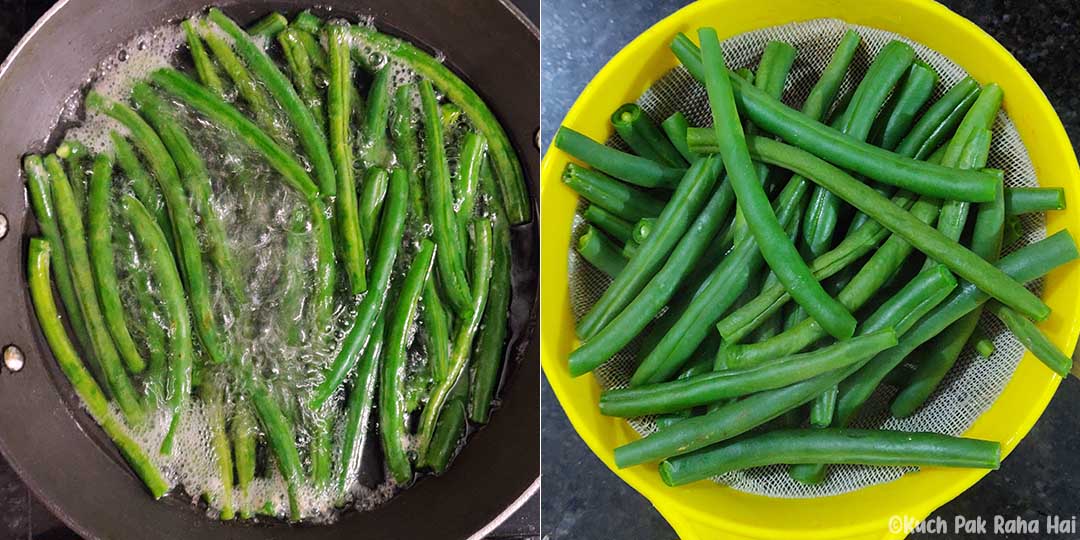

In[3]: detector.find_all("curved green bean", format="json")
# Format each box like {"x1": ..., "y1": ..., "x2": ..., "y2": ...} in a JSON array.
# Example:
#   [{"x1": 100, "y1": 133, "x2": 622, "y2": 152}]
[
  {"x1": 800, "y1": 30, "x2": 860, "y2": 121},
  {"x1": 661, "y1": 112, "x2": 699, "y2": 164},
  {"x1": 183, "y1": 19, "x2": 224, "y2": 97},
  {"x1": 470, "y1": 176, "x2": 513, "y2": 422},
  {"x1": 251, "y1": 387, "x2": 304, "y2": 521},
  {"x1": 110, "y1": 131, "x2": 173, "y2": 249},
  {"x1": 86, "y1": 153, "x2": 145, "y2": 374},
  {"x1": 23, "y1": 155, "x2": 98, "y2": 386},
  {"x1": 328, "y1": 23, "x2": 367, "y2": 293},
  {"x1": 381, "y1": 240, "x2": 437, "y2": 485},
  {"x1": 699, "y1": 28, "x2": 856, "y2": 340},
  {"x1": 986, "y1": 302, "x2": 1071, "y2": 376},
  {"x1": 895, "y1": 77, "x2": 981, "y2": 160},
  {"x1": 310, "y1": 169, "x2": 408, "y2": 409},
  {"x1": 122, "y1": 195, "x2": 193, "y2": 454},
  {"x1": 660, "y1": 429, "x2": 1000, "y2": 486},
  {"x1": 874, "y1": 61, "x2": 938, "y2": 151},
  {"x1": 417, "y1": 219, "x2": 494, "y2": 464},
  {"x1": 456, "y1": 133, "x2": 487, "y2": 237},
  {"x1": 27, "y1": 238, "x2": 168, "y2": 498},
  {"x1": 278, "y1": 28, "x2": 326, "y2": 131},
  {"x1": 247, "y1": 11, "x2": 287, "y2": 37},
  {"x1": 421, "y1": 79, "x2": 473, "y2": 314},
  {"x1": 338, "y1": 316, "x2": 386, "y2": 498}
]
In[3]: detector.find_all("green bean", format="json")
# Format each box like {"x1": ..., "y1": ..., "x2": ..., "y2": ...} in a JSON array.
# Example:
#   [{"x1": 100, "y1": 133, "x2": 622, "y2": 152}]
[
  {"x1": 716, "y1": 192, "x2": 913, "y2": 343},
  {"x1": 469, "y1": 175, "x2": 512, "y2": 423},
  {"x1": 251, "y1": 387, "x2": 304, "y2": 522},
  {"x1": 351, "y1": 25, "x2": 531, "y2": 224},
  {"x1": 183, "y1": 19, "x2": 224, "y2": 97},
  {"x1": 635, "y1": 172, "x2": 807, "y2": 384},
  {"x1": 291, "y1": 10, "x2": 322, "y2": 34},
  {"x1": 582, "y1": 205, "x2": 632, "y2": 245},
  {"x1": 1004, "y1": 214, "x2": 1024, "y2": 247},
  {"x1": 720, "y1": 198, "x2": 941, "y2": 368},
  {"x1": 279, "y1": 28, "x2": 326, "y2": 132},
  {"x1": 988, "y1": 302, "x2": 1071, "y2": 375},
  {"x1": 660, "y1": 428, "x2": 999, "y2": 486},
  {"x1": 381, "y1": 240, "x2": 437, "y2": 485},
  {"x1": 360, "y1": 66, "x2": 393, "y2": 167},
  {"x1": 427, "y1": 382, "x2": 468, "y2": 474},
  {"x1": 809, "y1": 385, "x2": 838, "y2": 427},
  {"x1": 555, "y1": 127, "x2": 686, "y2": 189},
  {"x1": 873, "y1": 61, "x2": 938, "y2": 151},
  {"x1": 1005, "y1": 187, "x2": 1066, "y2": 215},
  {"x1": 602, "y1": 330, "x2": 896, "y2": 417},
  {"x1": 836, "y1": 230, "x2": 1077, "y2": 427},
  {"x1": 200, "y1": 379, "x2": 234, "y2": 519},
  {"x1": 612, "y1": 103, "x2": 687, "y2": 167},
  {"x1": 48, "y1": 156, "x2": 144, "y2": 423},
  {"x1": 754, "y1": 41, "x2": 797, "y2": 100},
  {"x1": 122, "y1": 248, "x2": 166, "y2": 403},
  {"x1": 895, "y1": 83, "x2": 979, "y2": 160},
  {"x1": 622, "y1": 240, "x2": 639, "y2": 259},
  {"x1": 23, "y1": 156, "x2": 99, "y2": 386},
  {"x1": 131, "y1": 82, "x2": 248, "y2": 306},
  {"x1": 358, "y1": 167, "x2": 389, "y2": 248},
  {"x1": 247, "y1": 11, "x2": 287, "y2": 37},
  {"x1": 311, "y1": 169, "x2": 408, "y2": 409},
  {"x1": 198, "y1": 21, "x2": 290, "y2": 145},
  {"x1": 231, "y1": 402, "x2": 257, "y2": 519},
  {"x1": 88, "y1": 92, "x2": 227, "y2": 365},
  {"x1": 417, "y1": 219, "x2": 494, "y2": 464},
  {"x1": 110, "y1": 132, "x2": 172, "y2": 249},
  {"x1": 85, "y1": 154, "x2": 145, "y2": 374},
  {"x1": 571, "y1": 160, "x2": 733, "y2": 376},
  {"x1": 150, "y1": 67, "x2": 338, "y2": 332},
  {"x1": 423, "y1": 277, "x2": 452, "y2": 383},
  {"x1": 122, "y1": 195, "x2": 193, "y2": 453},
  {"x1": 420, "y1": 80, "x2": 473, "y2": 315},
  {"x1": 563, "y1": 163, "x2": 665, "y2": 222},
  {"x1": 661, "y1": 112, "x2": 699, "y2": 164},
  {"x1": 338, "y1": 315, "x2": 386, "y2": 498},
  {"x1": 934, "y1": 89, "x2": 1001, "y2": 244},
  {"x1": 890, "y1": 168, "x2": 1006, "y2": 417},
  {"x1": 614, "y1": 350, "x2": 887, "y2": 468},
  {"x1": 971, "y1": 328, "x2": 996, "y2": 357},
  {"x1": 699, "y1": 28, "x2": 856, "y2": 340},
  {"x1": 746, "y1": 136, "x2": 1050, "y2": 321},
  {"x1": 800, "y1": 30, "x2": 860, "y2": 121},
  {"x1": 631, "y1": 218, "x2": 655, "y2": 244},
  {"x1": 57, "y1": 140, "x2": 89, "y2": 215},
  {"x1": 209, "y1": 8, "x2": 337, "y2": 198},
  {"x1": 390, "y1": 84, "x2": 426, "y2": 223},
  {"x1": 576, "y1": 156, "x2": 722, "y2": 341},
  {"x1": 309, "y1": 413, "x2": 334, "y2": 487},
  {"x1": 679, "y1": 73, "x2": 997, "y2": 202},
  {"x1": 456, "y1": 132, "x2": 487, "y2": 244},
  {"x1": 802, "y1": 41, "x2": 914, "y2": 259},
  {"x1": 327, "y1": 24, "x2": 367, "y2": 294},
  {"x1": 26, "y1": 239, "x2": 169, "y2": 498}
]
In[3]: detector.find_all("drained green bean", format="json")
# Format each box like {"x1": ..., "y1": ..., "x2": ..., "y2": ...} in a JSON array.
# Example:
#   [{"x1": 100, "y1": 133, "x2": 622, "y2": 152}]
[
  {"x1": 555, "y1": 127, "x2": 686, "y2": 189},
  {"x1": 1005, "y1": 187, "x2": 1066, "y2": 215}
]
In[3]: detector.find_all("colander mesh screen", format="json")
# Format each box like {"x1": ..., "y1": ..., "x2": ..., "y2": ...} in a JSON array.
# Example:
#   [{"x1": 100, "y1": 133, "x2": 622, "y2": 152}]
[{"x1": 566, "y1": 19, "x2": 1047, "y2": 498}]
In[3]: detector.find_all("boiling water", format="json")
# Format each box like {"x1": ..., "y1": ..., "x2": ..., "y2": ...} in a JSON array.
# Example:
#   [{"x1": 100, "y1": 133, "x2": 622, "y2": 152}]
[{"x1": 59, "y1": 14, "x2": 487, "y2": 522}]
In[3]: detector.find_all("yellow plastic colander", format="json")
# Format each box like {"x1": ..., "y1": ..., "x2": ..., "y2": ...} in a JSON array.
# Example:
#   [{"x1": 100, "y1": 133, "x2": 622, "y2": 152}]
[{"x1": 539, "y1": 0, "x2": 1080, "y2": 538}]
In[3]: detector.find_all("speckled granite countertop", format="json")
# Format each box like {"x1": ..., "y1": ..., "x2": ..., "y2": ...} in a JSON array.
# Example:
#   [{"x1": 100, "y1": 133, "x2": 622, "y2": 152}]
[
  {"x1": 0, "y1": 1, "x2": 538, "y2": 538},
  {"x1": 541, "y1": 1, "x2": 1080, "y2": 538}
]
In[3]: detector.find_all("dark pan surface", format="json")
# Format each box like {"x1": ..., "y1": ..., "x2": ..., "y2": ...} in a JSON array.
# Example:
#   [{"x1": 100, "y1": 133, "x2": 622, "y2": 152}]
[{"x1": 0, "y1": 0, "x2": 538, "y2": 538}]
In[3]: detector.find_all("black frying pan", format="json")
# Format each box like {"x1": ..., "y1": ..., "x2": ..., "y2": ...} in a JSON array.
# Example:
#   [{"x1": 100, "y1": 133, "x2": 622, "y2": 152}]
[{"x1": 0, "y1": 0, "x2": 539, "y2": 538}]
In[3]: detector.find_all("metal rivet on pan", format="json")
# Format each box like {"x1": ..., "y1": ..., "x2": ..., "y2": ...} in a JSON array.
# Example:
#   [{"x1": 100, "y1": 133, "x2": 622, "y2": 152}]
[
  {"x1": 3, "y1": 345, "x2": 24, "y2": 372},
  {"x1": 0, "y1": 213, "x2": 7, "y2": 240},
  {"x1": 535, "y1": 128, "x2": 541, "y2": 150}
]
